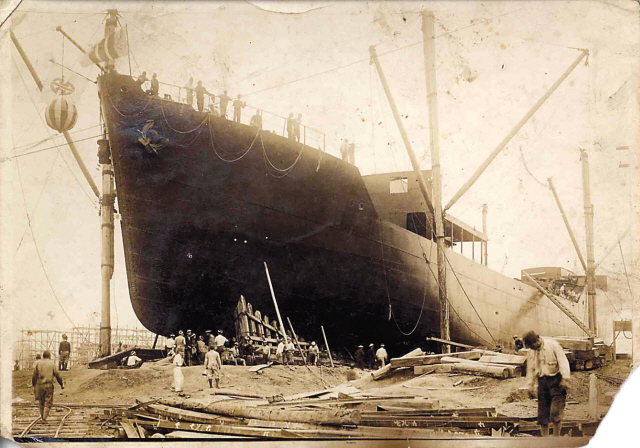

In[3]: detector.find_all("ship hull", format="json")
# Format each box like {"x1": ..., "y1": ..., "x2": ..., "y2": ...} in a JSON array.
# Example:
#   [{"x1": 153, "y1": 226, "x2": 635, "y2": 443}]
[{"x1": 99, "y1": 73, "x2": 587, "y2": 351}]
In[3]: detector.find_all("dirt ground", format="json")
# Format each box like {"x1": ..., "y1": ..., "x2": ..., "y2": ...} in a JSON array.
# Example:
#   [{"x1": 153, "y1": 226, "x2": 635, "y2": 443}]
[{"x1": 12, "y1": 357, "x2": 633, "y2": 421}]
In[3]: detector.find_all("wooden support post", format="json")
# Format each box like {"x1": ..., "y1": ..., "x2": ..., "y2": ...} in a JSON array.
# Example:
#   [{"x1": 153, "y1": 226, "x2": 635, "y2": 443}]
[
  {"x1": 247, "y1": 303, "x2": 257, "y2": 336},
  {"x1": 255, "y1": 310, "x2": 264, "y2": 338},
  {"x1": 237, "y1": 296, "x2": 251, "y2": 339},
  {"x1": 287, "y1": 317, "x2": 307, "y2": 364},
  {"x1": 264, "y1": 263, "x2": 287, "y2": 339},
  {"x1": 589, "y1": 373, "x2": 598, "y2": 420},
  {"x1": 482, "y1": 204, "x2": 488, "y2": 266},
  {"x1": 263, "y1": 314, "x2": 271, "y2": 339},
  {"x1": 321, "y1": 326, "x2": 334, "y2": 368}
]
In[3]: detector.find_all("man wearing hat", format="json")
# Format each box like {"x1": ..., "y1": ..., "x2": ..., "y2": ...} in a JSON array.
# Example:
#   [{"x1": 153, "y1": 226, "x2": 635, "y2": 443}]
[
  {"x1": 376, "y1": 344, "x2": 388, "y2": 368},
  {"x1": 260, "y1": 339, "x2": 271, "y2": 364},
  {"x1": 175, "y1": 330, "x2": 186, "y2": 356},
  {"x1": 366, "y1": 343, "x2": 376, "y2": 370},
  {"x1": 32, "y1": 350, "x2": 64, "y2": 422},
  {"x1": 197, "y1": 335, "x2": 208, "y2": 364},
  {"x1": 58, "y1": 334, "x2": 71, "y2": 371},
  {"x1": 214, "y1": 330, "x2": 228, "y2": 356},
  {"x1": 308, "y1": 341, "x2": 319, "y2": 366},
  {"x1": 204, "y1": 344, "x2": 222, "y2": 388},
  {"x1": 165, "y1": 334, "x2": 176, "y2": 358},
  {"x1": 354, "y1": 345, "x2": 365, "y2": 370},
  {"x1": 127, "y1": 350, "x2": 143, "y2": 368},
  {"x1": 184, "y1": 330, "x2": 193, "y2": 366}
]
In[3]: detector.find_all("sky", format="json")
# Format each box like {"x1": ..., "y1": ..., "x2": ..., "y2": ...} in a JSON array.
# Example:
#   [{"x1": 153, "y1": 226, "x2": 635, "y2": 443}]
[{"x1": 1, "y1": 1, "x2": 638, "y2": 339}]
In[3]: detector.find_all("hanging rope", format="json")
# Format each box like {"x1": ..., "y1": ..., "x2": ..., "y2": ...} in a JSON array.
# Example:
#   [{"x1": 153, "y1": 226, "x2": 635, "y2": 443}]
[
  {"x1": 260, "y1": 133, "x2": 306, "y2": 175},
  {"x1": 619, "y1": 241, "x2": 634, "y2": 299},
  {"x1": 208, "y1": 114, "x2": 260, "y2": 163},
  {"x1": 160, "y1": 102, "x2": 209, "y2": 134}
]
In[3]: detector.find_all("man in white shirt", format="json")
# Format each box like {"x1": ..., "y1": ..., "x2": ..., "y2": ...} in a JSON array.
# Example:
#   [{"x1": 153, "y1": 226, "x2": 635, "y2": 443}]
[
  {"x1": 204, "y1": 347, "x2": 222, "y2": 389},
  {"x1": 214, "y1": 330, "x2": 228, "y2": 355},
  {"x1": 375, "y1": 344, "x2": 388, "y2": 368},
  {"x1": 276, "y1": 338, "x2": 285, "y2": 364},
  {"x1": 127, "y1": 351, "x2": 142, "y2": 368},
  {"x1": 285, "y1": 338, "x2": 295, "y2": 365},
  {"x1": 523, "y1": 331, "x2": 571, "y2": 437},
  {"x1": 165, "y1": 334, "x2": 175, "y2": 357}
]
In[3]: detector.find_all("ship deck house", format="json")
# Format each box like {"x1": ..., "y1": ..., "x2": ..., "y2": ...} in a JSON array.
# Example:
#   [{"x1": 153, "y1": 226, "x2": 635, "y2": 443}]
[{"x1": 362, "y1": 170, "x2": 488, "y2": 264}]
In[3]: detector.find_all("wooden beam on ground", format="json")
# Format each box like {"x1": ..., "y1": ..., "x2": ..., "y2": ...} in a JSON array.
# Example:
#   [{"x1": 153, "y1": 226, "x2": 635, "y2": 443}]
[
  {"x1": 391, "y1": 350, "x2": 481, "y2": 368},
  {"x1": 120, "y1": 421, "x2": 140, "y2": 438},
  {"x1": 478, "y1": 353, "x2": 526, "y2": 366}
]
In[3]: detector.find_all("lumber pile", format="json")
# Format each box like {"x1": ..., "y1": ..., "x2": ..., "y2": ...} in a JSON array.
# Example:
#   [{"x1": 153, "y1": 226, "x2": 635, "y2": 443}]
[
  {"x1": 545, "y1": 336, "x2": 613, "y2": 371},
  {"x1": 100, "y1": 396, "x2": 598, "y2": 439}
]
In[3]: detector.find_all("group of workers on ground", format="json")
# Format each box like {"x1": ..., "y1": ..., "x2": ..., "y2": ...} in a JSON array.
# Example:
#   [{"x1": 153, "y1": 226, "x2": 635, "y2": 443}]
[
  {"x1": 340, "y1": 139, "x2": 356, "y2": 164},
  {"x1": 353, "y1": 343, "x2": 388, "y2": 370}
]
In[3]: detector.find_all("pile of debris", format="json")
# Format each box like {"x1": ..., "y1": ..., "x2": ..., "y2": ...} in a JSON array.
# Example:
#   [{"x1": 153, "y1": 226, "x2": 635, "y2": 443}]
[{"x1": 373, "y1": 348, "x2": 526, "y2": 381}]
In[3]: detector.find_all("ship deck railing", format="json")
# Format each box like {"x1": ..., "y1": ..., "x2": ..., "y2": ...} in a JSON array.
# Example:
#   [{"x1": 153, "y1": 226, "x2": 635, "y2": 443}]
[{"x1": 142, "y1": 77, "x2": 327, "y2": 152}]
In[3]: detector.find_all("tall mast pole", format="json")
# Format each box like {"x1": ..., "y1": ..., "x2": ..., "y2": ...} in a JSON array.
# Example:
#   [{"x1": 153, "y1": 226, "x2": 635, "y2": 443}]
[
  {"x1": 548, "y1": 178, "x2": 588, "y2": 272},
  {"x1": 369, "y1": 46, "x2": 435, "y2": 222},
  {"x1": 422, "y1": 11, "x2": 449, "y2": 353},
  {"x1": 482, "y1": 204, "x2": 488, "y2": 266},
  {"x1": 581, "y1": 149, "x2": 597, "y2": 334},
  {"x1": 98, "y1": 9, "x2": 119, "y2": 357}
]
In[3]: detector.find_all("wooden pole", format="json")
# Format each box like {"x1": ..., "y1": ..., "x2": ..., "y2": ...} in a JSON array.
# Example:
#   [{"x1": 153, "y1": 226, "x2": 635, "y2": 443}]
[
  {"x1": 581, "y1": 150, "x2": 597, "y2": 334},
  {"x1": 264, "y1": 263, "x2": 287, "y2": 338},
  {"x1": 422, "y1": 11, "x2": 449, "y2": 353},
  {"x1": 369, "y1": 45, "x2": 435, "y2": 221},
  {"x1": 287, "y1": 317, "x2": 307, "y2": 364},
  {"x1": 482, "y1": 204, "x2": 488, "y2": 266},
  {"x1": 588, "y1": 373, "x2": 598, "y2": 419},
  {"x1": 321, "y1": 326, "x2": 334, "y2": 368},
  {"x1": 444, "y1": 49, "x2": 589, "y2": 212},
  {"x1": 55, "y1": 26, "x2": 104, "y2": 72},
  {"x1": 548, "y1": 178, "x2": 587, "y2": 272}
]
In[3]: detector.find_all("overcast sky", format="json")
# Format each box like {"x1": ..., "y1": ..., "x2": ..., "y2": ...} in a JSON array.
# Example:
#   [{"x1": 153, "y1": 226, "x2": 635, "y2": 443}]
[{"x1": 2, "y1": 0, "x2": 638, "y2": 336}]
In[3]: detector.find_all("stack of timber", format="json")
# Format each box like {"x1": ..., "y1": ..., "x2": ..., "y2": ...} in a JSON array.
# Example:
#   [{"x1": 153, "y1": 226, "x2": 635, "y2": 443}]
[
  {"x1": 388, "y1": 349, "x2": 526, "y2": 379},
  {"x1": 88, "y1": 348, "x2": 165, "y2": 370},
  {"x1": 545, "y1": 336, "x2": 612, "y2": 371},
  {"x1": 100, "y1": 392, "x2": 599, "y2": 439}
]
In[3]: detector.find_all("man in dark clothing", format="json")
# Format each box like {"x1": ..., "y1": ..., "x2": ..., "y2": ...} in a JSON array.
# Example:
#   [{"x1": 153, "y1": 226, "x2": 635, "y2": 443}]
[
  {"x1": 195, "y1": 81, "x2": 211, "y2": 113},
  {"x1": 354, "y1": 345, "x2": 365, "y2": 370},
  {"x1": 233, "y1": 94, "x2": 245, "y2": 123},
  {"x1": 218, "y1": 90, "x2": 231, "y2": 118},
  {"x1": 366, "y1": 343, "x2": 376, "y2": 370},
  {"x1": 58, "y1": 334, "x2": 71, "y2": 371},
  {"x1": 184, "y1": 330, "x2": 193, "y2": 366},
  {"x1": 150, "y1": 73, "x2": 159, "y2": 96},
  {"x1": 286, "y1": 113, "x2": 295, "y2": 139},
  {"x1": 32, "y1": 351, "x2": 64, "y2": 422},
  {"x1": 136, "y1": 71, "x2": 148, "y2": 88},
  {"x1": 250, "y1": 110, "x2": 263, "y2": 129}
]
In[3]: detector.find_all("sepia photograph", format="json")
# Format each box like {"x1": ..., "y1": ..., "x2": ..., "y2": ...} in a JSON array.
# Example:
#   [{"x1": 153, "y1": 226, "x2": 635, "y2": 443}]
[{"x1": 1, "y1": 0, "x2": 638, "y2": 445}]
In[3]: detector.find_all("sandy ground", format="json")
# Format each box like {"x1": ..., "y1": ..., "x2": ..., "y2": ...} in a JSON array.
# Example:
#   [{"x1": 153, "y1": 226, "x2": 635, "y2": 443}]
[{"x1": 12, "y1": 357, "x2": 632, "y2": 421}]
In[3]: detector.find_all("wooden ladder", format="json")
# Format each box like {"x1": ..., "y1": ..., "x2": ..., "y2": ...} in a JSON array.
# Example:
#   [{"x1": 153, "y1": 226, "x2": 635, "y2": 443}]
[{"x1": 523, "y1": 272, "x2": 596, "y2": 338}]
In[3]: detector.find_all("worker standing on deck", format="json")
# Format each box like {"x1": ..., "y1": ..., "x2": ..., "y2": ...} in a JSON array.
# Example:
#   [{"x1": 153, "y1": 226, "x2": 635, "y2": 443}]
[
  {"x1": 136, "y1": 71, "x2": 148, "y2": 88},
  {"x1": 286, "y1": 113, "x2": 295, "y2": 139},
  {"x1": 58, "y1": 334, "x2": 71, "y2": 371},
  {"x1": 376, "y1": 344, "x2": 388, "y2": 368},
  {"x1": 217, "y1": 90, "x2": 231, "y2": 118},
  {"x1": 195, "y1": 81, "x2": 211, "y2": 113},
  {"x1": 523, "y1": 331, "x2": 570, "y2": 437},
  {"x1": 308, "y1": 341, "x2": 319, "y2": 366},
  {"x1": 293, "y1": 114, "x2": 302, "y2": 142},
  {"x1": 185, "y1": 77, "x2": 194, "y2": 107},
  {"x1": 175, "y1": 330, "x2": 185, "y2": 356},
  {"x1": 354, "y1": 345, "x2": 365, "y2": 369},
  {"x1": 250, "y1": 110, "x2": 263, "y2": 129},
  {"x1": 233, "y1": 95, "x2": 246, "y2": 123},
  {"x1": 340, "y1": 139, "x2": 349, "y2": 161},
  {"x1": 32, "y1": 351, "x2": 64, "y2": 423},
  {"x1": 150, "y1": 73, "x2": 159, "y2": 96},
  {"x1": 204, "y1": 345, "x2": 222, "y2": 389}
]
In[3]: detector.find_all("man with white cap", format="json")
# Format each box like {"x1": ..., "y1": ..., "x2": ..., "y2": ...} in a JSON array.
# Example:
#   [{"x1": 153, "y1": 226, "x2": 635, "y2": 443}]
[
  {"x1": 308, "y1": 341, "x2": 319, "y2": 366},
  {"x1": 376, "y1": 344, "x2": 388, "y2": 368},
  {"x1": 175, "y1": 330, "x2": 186, "y2": 356}
]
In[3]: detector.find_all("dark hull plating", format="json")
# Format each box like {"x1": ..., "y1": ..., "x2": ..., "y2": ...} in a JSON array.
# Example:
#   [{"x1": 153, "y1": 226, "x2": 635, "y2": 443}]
[{"x1": 99, "y1": 73, "x2": 587, "y2": 351}]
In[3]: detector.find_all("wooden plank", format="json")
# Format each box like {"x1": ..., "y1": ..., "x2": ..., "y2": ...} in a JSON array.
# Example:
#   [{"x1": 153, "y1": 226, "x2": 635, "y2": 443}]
[
  {"x1": 120, "y1": 421, "x2": 140, "y2": 438},
  {"x1": 391, "y1": 350, "x2": 481, "y2": 368},
  {"x1": 450, "y1": 363, "x2": 511, "y2": 378},
  {"x1": 372, "y1": 348, "x2": 424, "y2": 379},
  {"x1": 145, "y1": 403, "x2": 239, "y2": 425},
  {"x1": 165, "y1": 430, "x2": 251, "y2": 439},
  {"x1": 424, "y1": 337, "x2": 481, "y2": 349},
  {"x1": 248, "y1": 363, "x2": 272, "y2": 373},
  {"x1": 415, "y1": 365, "x2": 446, "y2": 375},
  {"x1": 548, "y1": 337, "x2": 594, "y2": 351},
  {"x1": 478, "y1": 354, "x2": 526, "y2": 366}
]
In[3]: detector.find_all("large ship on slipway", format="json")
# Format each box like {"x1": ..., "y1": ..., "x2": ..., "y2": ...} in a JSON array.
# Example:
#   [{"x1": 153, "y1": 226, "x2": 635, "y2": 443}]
[
  {"x1": 98, "y1": 74, "x2": 594, "y2": 350},
  {"x1": 93, "y1": 14, "x2": 599, "y2": 352}
]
